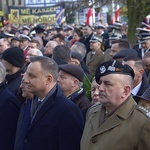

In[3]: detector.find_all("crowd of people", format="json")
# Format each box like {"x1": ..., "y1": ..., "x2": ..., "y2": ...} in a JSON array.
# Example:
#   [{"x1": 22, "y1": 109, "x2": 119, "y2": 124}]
[{"x1": 0, "y1": 20, "x2": 150, "y2": 150}]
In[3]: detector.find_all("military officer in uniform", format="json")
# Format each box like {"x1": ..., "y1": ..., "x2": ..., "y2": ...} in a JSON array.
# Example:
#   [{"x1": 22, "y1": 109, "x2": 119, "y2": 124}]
[{"x1": 81, "y1": 60, "x2": 150, "y2": 150}]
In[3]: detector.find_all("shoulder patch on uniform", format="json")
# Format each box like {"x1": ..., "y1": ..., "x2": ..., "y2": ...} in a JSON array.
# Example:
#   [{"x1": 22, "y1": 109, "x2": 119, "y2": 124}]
[{"x1": 136, "y1": 105, "x2": 150, "y2": 117}]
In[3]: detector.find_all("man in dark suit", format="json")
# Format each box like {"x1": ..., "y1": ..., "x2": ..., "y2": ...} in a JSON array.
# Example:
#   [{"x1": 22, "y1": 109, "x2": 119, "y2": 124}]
[
  {"x1": 123, "y1": 56, "x2": 149, "y2": 103},
  {"x1": 14, "y1": 56, "x2": 84, "y2": 150},
  {"x1": 79, "y1": 25, "x2": 94, "y2": 61},
  {"x1": 0, "y1": 62, "x2": 21, "y2": 150}
]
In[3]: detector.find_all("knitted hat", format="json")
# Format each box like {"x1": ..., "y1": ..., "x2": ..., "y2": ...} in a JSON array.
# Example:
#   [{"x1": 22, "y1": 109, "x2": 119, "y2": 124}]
[
  {"x1": 2, "y1": 47, "x2": 25, "y2": 67},
  {"x1": 59, "y1": 64, "x2": 84, "y2": 82}
]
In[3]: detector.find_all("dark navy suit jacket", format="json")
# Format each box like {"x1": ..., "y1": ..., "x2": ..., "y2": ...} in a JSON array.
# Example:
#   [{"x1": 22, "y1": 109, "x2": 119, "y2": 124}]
[
  {"x1": 0, "y1": 82, "x2": 21, "y2": 150},
  {"x1": 14, "y1": 85, "x2": 84, "y2": 150}
]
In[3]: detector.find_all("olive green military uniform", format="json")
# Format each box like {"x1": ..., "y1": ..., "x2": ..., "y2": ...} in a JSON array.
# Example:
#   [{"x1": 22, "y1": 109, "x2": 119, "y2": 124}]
[{"x1": 81, "y1": 96, "x2": 150, "y2": 150}]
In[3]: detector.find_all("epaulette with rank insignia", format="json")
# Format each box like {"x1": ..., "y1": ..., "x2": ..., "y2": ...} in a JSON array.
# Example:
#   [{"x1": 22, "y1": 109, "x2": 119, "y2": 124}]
[{"x1": 136, "y1": 105, "x2": 150, "y2": 117}]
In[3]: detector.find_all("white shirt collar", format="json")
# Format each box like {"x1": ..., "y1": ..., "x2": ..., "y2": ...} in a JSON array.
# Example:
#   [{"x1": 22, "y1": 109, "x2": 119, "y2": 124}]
[{"x1": 132, "y1": 81, "x2": 142, "y2": 96}]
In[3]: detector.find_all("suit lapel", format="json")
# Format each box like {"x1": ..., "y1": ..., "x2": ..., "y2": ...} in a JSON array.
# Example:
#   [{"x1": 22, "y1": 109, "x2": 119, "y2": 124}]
[
  {"x1": 26, "y1": 86, "x2": 59, "y2": 134},
  {"x1": 87, "y1": 51, "x2": 103, "y2": 65}
]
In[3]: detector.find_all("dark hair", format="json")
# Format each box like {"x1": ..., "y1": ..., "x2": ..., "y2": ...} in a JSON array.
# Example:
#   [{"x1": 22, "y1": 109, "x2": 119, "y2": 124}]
[
  {"x1": 74, "y1": 28, "x2": 83, "y2": 37},
  {"x1": 53, "y1": 33, "x2": 65, "y2": 41},
  {"x1": 30, "y1": 39, "x2": 40, "y2": 48},
  {"x1": 30, "y1": 56, "x2": 58, "y2": 81},
  {"x1": 123, "y1": 56, "x2": 144, "y2": 70},
  {"x1": 112, "y1": 39, "x2": 130, "y2": 49},
  {"x1": 52, "y1": 45, "x2": 71, "y2": 63}
]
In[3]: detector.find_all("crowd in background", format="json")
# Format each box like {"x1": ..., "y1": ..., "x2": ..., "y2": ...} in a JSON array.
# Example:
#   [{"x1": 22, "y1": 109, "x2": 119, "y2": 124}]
[{"x1": 0, "y1": 20, "x2": 150, "y2": 150}]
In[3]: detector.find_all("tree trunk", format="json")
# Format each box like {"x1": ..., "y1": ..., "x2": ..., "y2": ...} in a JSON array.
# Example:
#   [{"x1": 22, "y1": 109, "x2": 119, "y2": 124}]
[{"x1": 127, "y1": 0, "x2": 150, "y2": 47}]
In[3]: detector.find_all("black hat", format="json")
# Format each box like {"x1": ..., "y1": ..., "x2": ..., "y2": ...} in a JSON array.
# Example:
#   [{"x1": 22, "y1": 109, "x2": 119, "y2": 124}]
[
  {"x1": 59, "y1": 64, "x2": 84, "y2": 82},
  {"x1": 0, "y1": 34, "x2": 7, "y2": 39},
  {"x1": 33, "y1": 24, "x2": 45, "y2": 33},
  {"x1": 133, "y1": 87, "x2": 150, "y2": 101},
  {"x1": 71, "y1": 51, "x2": 83, "y2": 62},
  {"x1": 19, "y1": 34, "x2": 31, "y2": 41},
  {"x1": 113, "y1": 49, "x2": 138, "y2": 60},
  {"x1": 2, "y1": 47, "x2": 25, "y2": 67},
  {"x1": 11, "y1": 36, "x2": 20, "y2": 42},
  {"x1": 95, "y1": 60, "x2": 135, "y2": 84},
  {"x1": 90, "y1": 36, "x2": 103, "y2": 43}
]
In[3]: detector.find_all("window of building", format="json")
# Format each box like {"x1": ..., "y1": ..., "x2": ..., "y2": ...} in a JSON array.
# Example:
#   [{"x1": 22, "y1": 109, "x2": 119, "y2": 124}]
[
  {"x1": 12, "y1": 0, "x2": 15, "y2": 5},
  {"x1": 28, "y1": 0, "x2": 34, "y2": 4},
  {"x1": 6, "y1": 0, "x2": 9, "y2": 5},
  {"x1": 18, "y1": 0, "x2": 22, "y2": 5},
  {"x1": 36, "y1": 0, "x2": 42, "y2": 3}
]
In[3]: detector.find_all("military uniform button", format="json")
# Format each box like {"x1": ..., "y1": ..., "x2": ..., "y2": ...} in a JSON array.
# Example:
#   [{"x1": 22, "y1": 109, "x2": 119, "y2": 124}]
[{"x1": 91, "y1": 137, "x2": 97, "y2": 143}]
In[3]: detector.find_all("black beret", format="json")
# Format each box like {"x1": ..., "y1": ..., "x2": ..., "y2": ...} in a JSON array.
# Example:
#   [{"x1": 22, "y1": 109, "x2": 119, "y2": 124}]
[
  {"x1": 2, "y1": 47, "x2": 25, "y2": 67},
  {"x1": 113, "y1": 49, "x2": 138, "y2": 60},
  {"x1": 59, "y1": 64, "x2": 84, "y2": 82},
  {"x1": 33, "y1": 24, "x2": 45, "y2": 33},
  {"x1": 95, "y1": 60, "x2": 135, "y2": 84}
]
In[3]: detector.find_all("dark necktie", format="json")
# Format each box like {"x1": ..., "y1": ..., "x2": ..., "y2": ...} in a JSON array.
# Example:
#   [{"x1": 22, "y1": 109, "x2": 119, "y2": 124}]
[{"x1": 37, "y1": 100, "x2": 42, "y2": 109}]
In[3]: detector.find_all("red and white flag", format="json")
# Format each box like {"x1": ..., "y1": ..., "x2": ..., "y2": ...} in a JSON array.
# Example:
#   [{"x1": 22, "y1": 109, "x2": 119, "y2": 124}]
[{"x1": 86, "y1": 8, "x2": 93, "y2": 25}]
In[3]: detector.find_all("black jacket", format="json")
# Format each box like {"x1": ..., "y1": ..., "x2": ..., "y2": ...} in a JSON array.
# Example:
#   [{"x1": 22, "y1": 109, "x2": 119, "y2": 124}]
[{"x1": 0, "y1": 82, "x2": 21, "y2": 150}]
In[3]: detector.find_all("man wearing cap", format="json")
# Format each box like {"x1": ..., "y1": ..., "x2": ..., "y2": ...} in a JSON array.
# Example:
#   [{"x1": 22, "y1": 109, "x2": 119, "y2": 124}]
[
  {"x1": 22, "y1": 26, "x2": 30, "y2": 36},
  {"x1": 58, "y1": 64, "x2": 91, "y2": 110},
  {"x1": 81, "y1": 60, "x2": 150, "y2": 150},
  {"x1": 86, "y1": 36, "x2": 104, "y2": 75},
  {"x1": 33, "y1": 24, "x2": 47, "y2": 46},
  {"x1": 64, "y1": 25, "x2": 74, "y2": 42},
  {"x1": 1, "y1": 47, "x2": 25, "y2": 99},
  {"x1": 11, "y1": 36, "x2": 20, "y2": 47},
  {"x1": 135, "y1": 27, "x2": 150, "y2": 58},
  {"x1": 19, "y1": 34, "x2": 31, "y2": 56},
  {"x1": 104, "y1": 33, "x2": 122, "y2": 61},
  {"x1": 95, "y1": 24, "x2": 109, "y2": 50}
]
